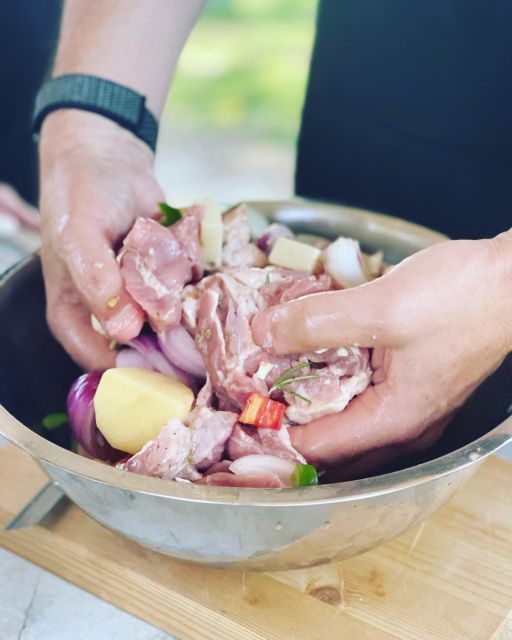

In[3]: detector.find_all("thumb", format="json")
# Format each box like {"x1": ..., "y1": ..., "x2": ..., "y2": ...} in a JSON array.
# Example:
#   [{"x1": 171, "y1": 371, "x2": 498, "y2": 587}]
[
  {"x1": 64, "y1": 229, "x2": 144, "y2": 342},
  {"x1": 252, "y1": 280, "x2": 394, "y2": 355}
]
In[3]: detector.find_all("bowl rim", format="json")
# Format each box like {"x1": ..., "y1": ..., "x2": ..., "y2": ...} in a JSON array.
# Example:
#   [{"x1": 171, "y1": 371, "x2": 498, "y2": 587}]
[{"x1": 1, "y1": 199, "x2": 511, "y2": 507}]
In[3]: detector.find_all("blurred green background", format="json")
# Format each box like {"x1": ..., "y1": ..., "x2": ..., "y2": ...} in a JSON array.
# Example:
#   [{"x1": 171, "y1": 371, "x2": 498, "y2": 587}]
[{"x1": 165, "y1": 0, "x2": 317, "y2": 145}]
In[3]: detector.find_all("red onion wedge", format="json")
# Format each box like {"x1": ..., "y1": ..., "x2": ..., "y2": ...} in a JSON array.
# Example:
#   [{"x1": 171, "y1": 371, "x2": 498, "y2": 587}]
[
  {"x1": 158, "y1": 326, "x2": 206, "y2": 378},
  {"x1": 67, "y1": 373, "x2": 123, "y2": 461},
  {"x1": 256, "y1": 223, "x2": 294, "y2": 255},
  {"x1": 126, "y1": 334, "x2": 197, "y2": 387},
  {"x1": 116, "y1": 348, "x2": 152, "y2": 370}
]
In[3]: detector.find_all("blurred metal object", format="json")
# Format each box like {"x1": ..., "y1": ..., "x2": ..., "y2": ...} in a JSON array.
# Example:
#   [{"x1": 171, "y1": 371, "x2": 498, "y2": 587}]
[
  {"x1": 0, "y1": 230, "x2": 40, "y2": 273},
  {"x1": 0, "y1": 199, "x2": 510, "y2": 571},
  {"x1": 5, "y1": 481, "x2": 66, "y2": 531}
]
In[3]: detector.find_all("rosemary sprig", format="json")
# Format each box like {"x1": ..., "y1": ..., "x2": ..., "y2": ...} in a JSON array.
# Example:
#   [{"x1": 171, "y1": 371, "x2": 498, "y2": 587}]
[
  {"x1": 273, "y1": 374, "x2": 321, "y2": 389},
  {"x1": 269, "y1": 360, "x2": 320, "y2": 405},
  {"x1": 284, "y1": 390, "x2": 313, "y2": 404},
  {"x1": 271, "y1": 361, "x2": 310, "y2": 389}
]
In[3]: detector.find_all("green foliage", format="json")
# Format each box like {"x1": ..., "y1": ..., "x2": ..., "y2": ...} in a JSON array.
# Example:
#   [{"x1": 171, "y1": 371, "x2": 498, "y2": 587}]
[{"x1": 164, "y1": 0, "x2": 317, "y2": 144}]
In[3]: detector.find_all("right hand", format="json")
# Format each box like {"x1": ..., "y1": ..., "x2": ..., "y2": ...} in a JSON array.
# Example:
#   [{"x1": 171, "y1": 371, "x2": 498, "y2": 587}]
[{"x1": 39, "y1": 111, "x2": 165, "y2": 370}]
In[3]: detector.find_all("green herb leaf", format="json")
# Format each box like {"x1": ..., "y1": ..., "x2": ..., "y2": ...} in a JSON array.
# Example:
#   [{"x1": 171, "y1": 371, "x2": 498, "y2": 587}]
[
  {"x1": 158, "y1": 202, "x2": 182, "y2": 227},
  {"x1": 41, "y1": 412, "x2": 68, "y2": 430},
  {"x1": 265, "y1": 274, "x2": 271, "y2": 285}
]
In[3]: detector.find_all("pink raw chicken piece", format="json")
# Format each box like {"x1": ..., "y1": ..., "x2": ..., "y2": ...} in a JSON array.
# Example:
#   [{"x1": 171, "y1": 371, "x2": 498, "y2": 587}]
[
  {"x1": 285, "y1": 366, "x2": 372, "y2": 424},
  {"x1": 120, "y1": 207, "x2": 203, "y2": 332},
  {"x1": 117, "y1": 419, "x2": 196, "y2": 480},
  {"x1": 186, "y1": 406, "x2": 237, "y2": 470},
  {"x1": 195, "y1": 276, "x2": 268, "y2": 409},
  {"x1": 228, "y1": 423, "x2": 305, "y2": 464},
  {"x1": 221, "y1": 205, "x2": 267, "y2": 268}
]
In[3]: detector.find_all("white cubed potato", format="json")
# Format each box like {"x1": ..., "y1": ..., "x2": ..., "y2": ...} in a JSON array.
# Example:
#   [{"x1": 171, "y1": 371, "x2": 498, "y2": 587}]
[
  {"x1": 268, "y1": 237, "x2": 322, "y2": 273},
  {"x1": 195, "y1": 196, "x2": 223, "y2": 268},
  {"x1": 94, "y1": 367, "x2": 194, "y2": 453}
]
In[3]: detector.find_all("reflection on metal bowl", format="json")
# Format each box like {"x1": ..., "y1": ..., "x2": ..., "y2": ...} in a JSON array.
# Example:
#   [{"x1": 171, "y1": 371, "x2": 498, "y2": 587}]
[{"x1": 0, "y1": 199, "x2": 511, "y2": 571}]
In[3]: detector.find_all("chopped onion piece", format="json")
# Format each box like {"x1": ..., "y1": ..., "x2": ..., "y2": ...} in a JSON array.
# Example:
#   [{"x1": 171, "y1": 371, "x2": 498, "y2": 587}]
[
  {"x1": 324, "y1": 237, "x2": 369, "y2": 288},
  {"x1": 254, "y1": 362, "x2": 274, "y2": 380},
  {"x1": 230, "y1": 454, "x2": 296, "y2": 485}
]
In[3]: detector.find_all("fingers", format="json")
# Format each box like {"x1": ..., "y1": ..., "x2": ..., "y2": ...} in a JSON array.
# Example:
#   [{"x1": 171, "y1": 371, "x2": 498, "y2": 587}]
[
  {"x1": 252, "y1": 280, "x2": 395, "y2": 355},
  {"x1": 0, "y1": 183, "x2": 39, "y2": 229},
  {"x1": 46, "y1": 294, "x2": 116, "y2": 371},
  {"x1": 62, "y1": 228, "x2": 144, "y2": 342},
  {"x1": 289, "y1": 383, "x2": 397, "y2": 466}
]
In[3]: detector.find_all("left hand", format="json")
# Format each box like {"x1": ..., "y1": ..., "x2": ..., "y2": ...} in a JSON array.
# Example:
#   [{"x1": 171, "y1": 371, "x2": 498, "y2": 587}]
[
  {"x1": 252, "y1": 235, "x2": 512, "y2": 476},
  {"x1": 0, "y1": 183, "x2": 39, "y2": 232}
]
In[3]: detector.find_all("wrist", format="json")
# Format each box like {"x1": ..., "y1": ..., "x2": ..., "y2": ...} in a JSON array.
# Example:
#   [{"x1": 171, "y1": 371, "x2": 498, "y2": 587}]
[
  {"x1": 488, "y1": 231, "x2": 512, "y2": 353},
  {"x1": 39, "y1": 110, "x2": 154, "y2": 165}
]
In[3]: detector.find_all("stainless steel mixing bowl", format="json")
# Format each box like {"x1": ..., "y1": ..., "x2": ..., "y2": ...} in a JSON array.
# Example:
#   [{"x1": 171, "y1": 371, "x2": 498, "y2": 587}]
[{"x1": 1, "y1": 198, "x2": 511, "y2": 571}]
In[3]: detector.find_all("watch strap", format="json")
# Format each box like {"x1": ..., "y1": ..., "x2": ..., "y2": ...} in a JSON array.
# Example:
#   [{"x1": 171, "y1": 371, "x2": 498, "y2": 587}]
[{"x1": 32, "y1": 74, "x2": 158, "y2": 152}]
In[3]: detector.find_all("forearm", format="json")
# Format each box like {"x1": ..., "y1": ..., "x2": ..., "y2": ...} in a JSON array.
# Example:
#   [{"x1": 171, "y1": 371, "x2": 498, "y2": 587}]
[
  {"x1": 52, "y1": 0, "x2": 205, "y2": 116},
  {"x1": 492, "y1": 230, "x2": 512, "y2": 353}
]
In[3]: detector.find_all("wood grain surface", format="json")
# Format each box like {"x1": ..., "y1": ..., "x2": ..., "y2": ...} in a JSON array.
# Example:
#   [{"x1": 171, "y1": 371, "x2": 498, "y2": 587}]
[{"x1": 1, "y1": 446, "x2": 510, "y2": 640}]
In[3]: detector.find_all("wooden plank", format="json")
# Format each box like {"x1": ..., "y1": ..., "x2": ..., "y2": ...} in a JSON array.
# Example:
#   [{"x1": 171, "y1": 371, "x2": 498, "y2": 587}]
[{"x1": 0, "y1": 446, "x2": 511, "y2": 640}]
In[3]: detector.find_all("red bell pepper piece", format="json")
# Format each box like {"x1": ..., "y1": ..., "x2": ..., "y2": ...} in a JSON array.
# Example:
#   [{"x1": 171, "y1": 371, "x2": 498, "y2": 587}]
[{"x1": 240, "y1": 392, "x2": 286, "y2": 430}]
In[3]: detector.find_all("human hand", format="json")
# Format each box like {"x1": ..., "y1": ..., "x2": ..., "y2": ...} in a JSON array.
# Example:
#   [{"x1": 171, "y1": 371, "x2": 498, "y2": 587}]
[
  {"x1": 39, "y1": 111, "x2": 165, "y2": 370},
  {"x1": 0, "y1": 183, "x2": 39, "y2": 232},
  {"x1": 252, "y1": 236, "x2": 512, "y2": 476}
]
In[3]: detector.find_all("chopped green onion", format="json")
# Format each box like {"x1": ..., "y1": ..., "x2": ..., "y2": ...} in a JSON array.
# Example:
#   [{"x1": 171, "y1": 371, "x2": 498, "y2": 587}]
[
  {"x1": 265, "y1": 274, "x2": 271, "y2": 285},
  {"x1": 108, "y1": 339, "x2": 118, "y2": 351},
  {"x1": 158, "y1": 202, "x2": 182, "y2": 227},
  {"x1": 291, "y1": 463, "x2": 318, "y2": 487},
  {"x1": 41, "y1": 412, "x2": 68, "y2": 430}
]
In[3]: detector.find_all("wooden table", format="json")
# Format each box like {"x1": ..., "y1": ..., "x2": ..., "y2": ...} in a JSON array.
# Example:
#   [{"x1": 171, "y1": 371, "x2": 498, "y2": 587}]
[{"x1": 1, "y1": 445, "x2": 511, "y2": 640}]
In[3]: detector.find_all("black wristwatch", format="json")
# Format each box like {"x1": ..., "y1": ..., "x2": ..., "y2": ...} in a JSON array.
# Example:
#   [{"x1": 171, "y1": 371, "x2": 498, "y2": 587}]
[{"x1": 32, "y1": 74, "x2": 159, "y2": 152}]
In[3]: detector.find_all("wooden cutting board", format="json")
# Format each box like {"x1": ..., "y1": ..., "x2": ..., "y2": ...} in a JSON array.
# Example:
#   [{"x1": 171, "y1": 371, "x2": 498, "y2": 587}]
[{"x1": 1, "y1": 446, "x2": 511, "y2": 640}]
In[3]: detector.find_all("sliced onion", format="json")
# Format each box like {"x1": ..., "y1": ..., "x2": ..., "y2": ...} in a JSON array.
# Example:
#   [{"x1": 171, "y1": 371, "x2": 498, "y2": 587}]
[
  {"x1": 116, "y1": 348, "x2": 152, "y2": 370},
  {"x1": 128, "y1": 334, "x2": 196, "y2": 387},
  {"x1": 158, "y1": 326, "x2": 206, "y2": 378},
  {"x1": 67, "y1": 372, "x2": 122, "y2": 461},
  {"x1": 324, "y1": 237, "x2": 369, "y2": 288},
  {"x1": 230, "y1": 454, "x2": 296, "y2": 485}
]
